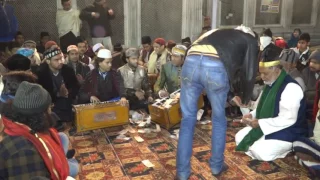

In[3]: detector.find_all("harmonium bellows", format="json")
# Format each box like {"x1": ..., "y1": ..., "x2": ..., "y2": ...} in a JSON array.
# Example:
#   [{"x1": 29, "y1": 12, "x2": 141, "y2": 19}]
[
  {"x1": 148, "y1": 93, "x2": 204, "y2": 130},
  {"x1": 73, "y1": 100, "x2": 129, "y2": 132}
]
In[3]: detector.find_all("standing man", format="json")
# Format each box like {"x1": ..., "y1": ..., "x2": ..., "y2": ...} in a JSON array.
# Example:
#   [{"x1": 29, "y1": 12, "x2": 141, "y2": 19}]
[
  {"x1": 56, "y1": 0, "x2": 81, "y2": 53},
  {"x1": 80, "y1": 0, "x2": 115, "y2": 51},
  {"x1": 176, "y1": 26, "x2": 259, "y2": 179}
]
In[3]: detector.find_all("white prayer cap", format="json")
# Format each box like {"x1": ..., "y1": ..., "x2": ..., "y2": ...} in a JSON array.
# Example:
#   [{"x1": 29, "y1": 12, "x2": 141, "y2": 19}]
[
  {"x1": 92, "y1": 43, "x2": 104, "y2": 53},
  {"x1": 235, "y1": 24, "x2": 255, "y2": 37},
  {"x1": 97, "y1": 49, "x2": 112, "y2": 59}
]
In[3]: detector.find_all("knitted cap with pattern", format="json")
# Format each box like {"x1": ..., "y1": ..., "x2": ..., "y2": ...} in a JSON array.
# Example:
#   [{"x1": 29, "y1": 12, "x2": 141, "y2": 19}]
[
  {"x1": 12, "y1": 81, "x2": 52, "y2": 115},
  {"x1": 279, "y1": 49, "x2": 299, "y2": 63}
]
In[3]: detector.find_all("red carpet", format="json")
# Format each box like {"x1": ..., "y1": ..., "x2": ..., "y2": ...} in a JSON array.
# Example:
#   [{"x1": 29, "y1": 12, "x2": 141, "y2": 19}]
[{"x1": 70, "y1": 120, "x2": 310, "y2": 180}]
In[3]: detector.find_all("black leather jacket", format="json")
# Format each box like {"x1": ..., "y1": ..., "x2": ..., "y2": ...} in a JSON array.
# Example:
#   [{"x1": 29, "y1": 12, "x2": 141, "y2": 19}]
[{"x1": 198, "y1": 29, "x2": 259, "y2": 104}]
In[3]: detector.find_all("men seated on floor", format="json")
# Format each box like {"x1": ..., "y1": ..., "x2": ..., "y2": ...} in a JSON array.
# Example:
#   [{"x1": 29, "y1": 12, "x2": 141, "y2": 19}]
[
  {"x1": 292, "y1": 33, "x2": 311, "y2": 72},
  {"x1": 118, "y1": 48, "x2": 153, "y2": 112},
  {"x1": 66, "y1": 45, "x2": 90, "y2": 86},
  {"x1": 16, "y1": 48, "x2": 40, "y2": 73},
  {"x1": 76, "y1": 37, "x2": 93, "y2": 69},
  {"x1": 22, "y1": 40, "x2": 42, "y2": 65},
  {"x1": 302, "y1": 50, "x2": 320, "y2": 120},
  {"x1": 0, "y1": 82, "x2": 73, "y2": 179},
  {"x1": 148, "y1": 38, "x2": 170, "y2": 74},
  {"x1": 0, "y1": 71, "x2": 38, "y2": 140},
  {"x1": 36, "y1": 46, "x2": 80, "y2": 131},
  {"x1": 280, "y1": 49, "x2": 306, "y2": 91},
  {"x1": 154, "y1": 45, "x2": 187, "y2": 98},
  {"x1": 235, "y1": 47, "x2": 309, "y2": 161},
  {"x1": 3, "y1": 53, "x2": 31, "y2": 72},
  {"x1": 139, "y1": 36, "x2": 153, "y2": 68},
  {"x1": 0, "y1": 73, "x2": 79, "y2": 178},
  {"x1": 79, "y1": 49, "x2": 127, "y2": 106},
  {"x1": 259, "y1": 28, "x2": 282, "y2": 54}
]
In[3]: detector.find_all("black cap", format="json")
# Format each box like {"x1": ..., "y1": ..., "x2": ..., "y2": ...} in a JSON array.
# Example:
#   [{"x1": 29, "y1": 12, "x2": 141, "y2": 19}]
[
  {"x1": 261, "y1": 45, "x2": 282, "y2": 63},
  {"x1": 113, "y1": 43, "x2": 123, "y2": 52},
  {"x1": 141, "y1": 36, "x2": 152, "y2": 44},
  {"x1": 4, "y1": 54, "x2": 31, "y2": 71},
  {"x1": 182, "y1": 37, "x2": 191, "y2": 44},
  {"x1": 261, "y1": 28, "x2": 273, "y2": 38}
]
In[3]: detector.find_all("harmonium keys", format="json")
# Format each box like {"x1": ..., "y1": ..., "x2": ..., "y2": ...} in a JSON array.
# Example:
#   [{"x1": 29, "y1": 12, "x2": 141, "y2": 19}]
[{"x1": 73, "y1": 100, "x2": 129, "y2": 132}]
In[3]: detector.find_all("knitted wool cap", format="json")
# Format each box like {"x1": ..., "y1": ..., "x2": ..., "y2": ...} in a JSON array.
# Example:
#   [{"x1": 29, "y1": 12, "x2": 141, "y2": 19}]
[
  {"x1": 12, "y1": 81, "x2": 52, "y2": 115},
  {"x1": 279, "y1": 49, "x2": 299, "y2": 63},
  {"x1": 154, "y1": 38, "x2": 166, "y2": 46},
  {"x1": 45, "y1": 41, "x2": 58, "y2": 50},
  {"x1": 308, "y1": 49, "x2": 320, "y2": 63}
]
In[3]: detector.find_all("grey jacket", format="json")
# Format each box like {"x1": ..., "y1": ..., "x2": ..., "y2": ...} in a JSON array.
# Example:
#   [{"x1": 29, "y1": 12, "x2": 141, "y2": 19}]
[{"x1": 118, "y1": 64, "x2": 152, "y2": 100}]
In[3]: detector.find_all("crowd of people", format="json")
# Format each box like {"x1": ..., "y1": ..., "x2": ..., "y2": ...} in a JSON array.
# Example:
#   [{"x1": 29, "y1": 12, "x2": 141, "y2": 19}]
[{"x1": 0, "y1": 0, "x2": 319, "y2": 179}]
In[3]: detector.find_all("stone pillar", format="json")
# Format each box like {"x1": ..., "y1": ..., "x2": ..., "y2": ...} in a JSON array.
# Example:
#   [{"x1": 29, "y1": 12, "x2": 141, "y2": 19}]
[
  {"x1": 181, "y1": 0, "x2": 203, "y2": 42},
  {"x1": 211, "y1": 0, "x2": 218, "y2": 29},
  {"x1": 124, "y1": 0, "x2": 141, "y2": 47}
]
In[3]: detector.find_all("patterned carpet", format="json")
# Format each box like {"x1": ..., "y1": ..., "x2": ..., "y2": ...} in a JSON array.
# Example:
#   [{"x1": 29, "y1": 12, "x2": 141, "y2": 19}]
[{"x1": 69, "y1": 119, "x2": 311, "y2": 180}]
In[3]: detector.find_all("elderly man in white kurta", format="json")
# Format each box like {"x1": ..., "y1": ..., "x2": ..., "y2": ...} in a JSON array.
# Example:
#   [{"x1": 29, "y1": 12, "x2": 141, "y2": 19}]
[{"x1": 235, "y1": 47, "x2": 309, "y2": 161}]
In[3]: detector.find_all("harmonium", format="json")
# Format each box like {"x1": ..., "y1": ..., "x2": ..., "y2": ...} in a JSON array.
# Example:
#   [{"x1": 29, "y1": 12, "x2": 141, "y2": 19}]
[
  {"x1": 148, "y1": 89, "x2": 204, "y2": 130},
  {"x1": 73, "y1": 100, "x2": 129, "y2": 132}
]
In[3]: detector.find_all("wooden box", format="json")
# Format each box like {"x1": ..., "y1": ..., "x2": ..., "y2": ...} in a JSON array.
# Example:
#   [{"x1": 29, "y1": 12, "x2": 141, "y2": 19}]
[
  {"x1": 73, "y1": 101, "x2": 129, "y2": 132},
  {"x1": 148, "y1": 95, "x2": 204, "y2": 130}
]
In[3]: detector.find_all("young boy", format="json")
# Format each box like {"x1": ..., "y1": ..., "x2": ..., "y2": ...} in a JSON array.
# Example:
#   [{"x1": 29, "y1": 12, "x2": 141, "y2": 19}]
[{"x1": 292, "y1": 33, "x2": 311, "y2": 71}]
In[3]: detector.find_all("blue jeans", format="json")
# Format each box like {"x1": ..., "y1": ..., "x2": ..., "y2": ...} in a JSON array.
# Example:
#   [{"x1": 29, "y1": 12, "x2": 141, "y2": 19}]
[
  {"x1": 58, "y1": 132, "x2": 79, "y2": 178},
  {"x1": 176, "y1": 55, "x2": 230, "y2": 179}
]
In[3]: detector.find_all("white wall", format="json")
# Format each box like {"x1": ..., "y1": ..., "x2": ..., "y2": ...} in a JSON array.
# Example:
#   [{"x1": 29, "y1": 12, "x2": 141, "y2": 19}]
[{"x1": 213, "y1": 0, "x2": 320, "y2": 45}]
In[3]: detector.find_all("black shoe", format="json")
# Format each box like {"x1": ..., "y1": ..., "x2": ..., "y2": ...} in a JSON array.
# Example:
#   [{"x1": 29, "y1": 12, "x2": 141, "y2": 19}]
[
  {"x1": 66, "y1": 149, "x2": 75, "y2": 159},
  {"x1": 212, "y1": 164, "x2": 229, "y2": 177}
]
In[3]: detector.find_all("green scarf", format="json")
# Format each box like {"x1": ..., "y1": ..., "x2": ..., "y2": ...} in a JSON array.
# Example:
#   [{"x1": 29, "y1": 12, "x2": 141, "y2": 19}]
[{"x1": 236, "y1": 70, "x2": 287, "y2": 152}]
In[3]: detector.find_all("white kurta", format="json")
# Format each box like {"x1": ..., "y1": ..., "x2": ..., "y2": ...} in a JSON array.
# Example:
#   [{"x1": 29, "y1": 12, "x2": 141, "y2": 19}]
[
  {"x1": 235, "y1": 82, "x2": 304, "y2": 161},
  {"x1": 56, "y1": 9, "x2": 81, "y2": 38}
]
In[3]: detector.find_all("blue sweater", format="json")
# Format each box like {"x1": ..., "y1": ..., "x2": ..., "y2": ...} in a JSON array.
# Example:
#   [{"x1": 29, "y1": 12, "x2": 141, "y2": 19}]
[{"x1": 0, "y1": 4, "x2": 18, "y2": 42}]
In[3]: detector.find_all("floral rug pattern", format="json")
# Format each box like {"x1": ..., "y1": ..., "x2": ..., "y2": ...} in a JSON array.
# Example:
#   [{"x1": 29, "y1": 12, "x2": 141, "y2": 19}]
[{"x1": 70, "y1": 119, "x2": 310, "y2": 180}]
